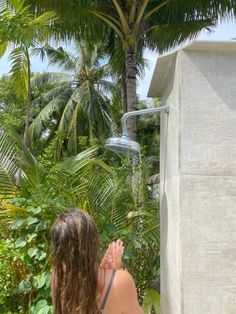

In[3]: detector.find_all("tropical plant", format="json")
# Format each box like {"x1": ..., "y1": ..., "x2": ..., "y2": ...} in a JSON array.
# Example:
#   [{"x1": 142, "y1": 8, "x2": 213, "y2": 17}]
[
  {"x1": 29, "y1": 42, "x2": 115, "y2": 160},
  {"x1": 142, "y1": 287, "x2": 160, "y2": 314},
  {"x1": 0, "y1": 128, "x2": 160, "y2": 312},
  {"x1": 0, "y1": 74, "x2": 25, "y2": 132},
  {"x1": 27, "y1": 0, "x2": 235, "y2": 139},
  {"x1": 0, "y1": 0, "x2": 56, "y2": 145}
]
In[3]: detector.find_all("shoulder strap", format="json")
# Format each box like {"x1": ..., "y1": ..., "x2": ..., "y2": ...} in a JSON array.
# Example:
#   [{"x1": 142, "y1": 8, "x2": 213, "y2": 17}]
[{"x1": 98, "y1": 269, "x2": 116, "y2": 313}]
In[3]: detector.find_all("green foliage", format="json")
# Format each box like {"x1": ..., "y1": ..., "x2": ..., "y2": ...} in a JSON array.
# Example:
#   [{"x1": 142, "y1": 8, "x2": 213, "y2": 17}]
[
  {"x1": 2, "y1": 186, "x2": 159, "y2": 312},
  {"x1": 0, "y1": 130, "x2": 19, "y2": 199},
  {"x1": 0, "y1": 198, "x2": 64, "y2": 313},
  {"x1": 0, "y1": 0, "x2": 57, "y2": 100},
  {"x1": 0, "y1": 128, "x2": 160, "y2": 312},
  {"x1": 0, "y1": 237, "x2": 25, "y2": 313},
  {"x1": 4, "y1": 197, "x2": 63, "y2": 313},
  {"x1": 29, "y1": 42, "x2": 116, "y2": 160},
  {"x1": 28, "y1": 0, "x2": 234, "y2": 51},
  {"x1": 0, "y1": 75, "x2": 25, "y2": 131},
  {"x1": 142, "y1": 288, "x2": 160, "y2": 314}
]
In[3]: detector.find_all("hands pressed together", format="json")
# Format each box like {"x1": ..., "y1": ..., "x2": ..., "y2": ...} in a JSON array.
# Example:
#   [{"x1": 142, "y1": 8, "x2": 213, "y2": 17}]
[{"x1": 100, "y1": 239, "x2": 124, "y2": 269}]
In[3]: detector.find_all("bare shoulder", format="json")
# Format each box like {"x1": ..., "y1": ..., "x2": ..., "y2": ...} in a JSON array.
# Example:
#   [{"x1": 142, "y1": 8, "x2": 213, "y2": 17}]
[
  {"x1": 114, "y1": 269, "x2": 135, "y2": 286},
  {"x1": 113, "y1": 269, "x2": 143, "y2": 314},
  {"x1": 113, "y1": 269, "x2": 138, "y2": 296}
]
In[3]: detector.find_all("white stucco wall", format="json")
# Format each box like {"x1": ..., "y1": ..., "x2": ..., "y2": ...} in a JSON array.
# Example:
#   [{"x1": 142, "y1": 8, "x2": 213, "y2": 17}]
[
  {"x1": 149, "y1": 41, "x2": 236, "y2": 314},
  {"x1": 159, "y1": 52, "x2": 181, "y2": 314}
]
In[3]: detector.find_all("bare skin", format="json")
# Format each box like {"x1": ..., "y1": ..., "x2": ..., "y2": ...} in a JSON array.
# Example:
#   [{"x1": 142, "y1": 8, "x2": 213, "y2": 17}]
[
  {"x1": 51, "y1": 240, "x2": 143, "y2": 314},
  {"x1": 98, "y1": 240, "x2": 143, "y2": 313},
  {"x1": 100, "y1": 239, "x2": 124, "y2": 269},
  {"x1": 97, "y1": 268, "x2": 143, "y2": 314}
]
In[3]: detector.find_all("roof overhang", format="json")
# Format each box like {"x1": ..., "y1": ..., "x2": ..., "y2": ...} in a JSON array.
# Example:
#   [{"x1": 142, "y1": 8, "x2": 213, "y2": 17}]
[{"x1": 148, "y1": 40, "x2": 236, "y2": 98}]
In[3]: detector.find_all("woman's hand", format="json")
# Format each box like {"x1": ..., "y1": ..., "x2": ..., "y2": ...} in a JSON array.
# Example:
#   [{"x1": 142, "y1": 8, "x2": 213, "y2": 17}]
[{"x1": 100, "y1": 239, "x2": 124, "y2": 269}]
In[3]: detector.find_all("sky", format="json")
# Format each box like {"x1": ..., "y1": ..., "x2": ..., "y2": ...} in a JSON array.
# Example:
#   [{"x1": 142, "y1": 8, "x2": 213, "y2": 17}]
[{"x1": 0, "y1": 21, "x2": 235, "y2": 99}]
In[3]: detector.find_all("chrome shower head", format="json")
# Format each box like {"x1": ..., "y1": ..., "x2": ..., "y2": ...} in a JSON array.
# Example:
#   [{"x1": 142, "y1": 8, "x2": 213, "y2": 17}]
[
  {"x1": 104, "y1": 134, "x2": 140, "y2": 154},
  {"x1": 105, "y1": 104, "x2": 169, "y2": 155}
]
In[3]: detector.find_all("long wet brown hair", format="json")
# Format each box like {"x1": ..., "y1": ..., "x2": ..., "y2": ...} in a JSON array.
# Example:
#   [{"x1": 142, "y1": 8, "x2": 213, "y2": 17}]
[{"x1": 50, "y1": 208, "x2": 100, "y2": 314}]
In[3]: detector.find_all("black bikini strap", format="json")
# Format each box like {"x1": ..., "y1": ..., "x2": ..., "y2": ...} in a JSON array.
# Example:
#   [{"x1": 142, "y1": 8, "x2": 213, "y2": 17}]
[{"x1": 98, "y1": 269, "x2": 116, "y2": 313}]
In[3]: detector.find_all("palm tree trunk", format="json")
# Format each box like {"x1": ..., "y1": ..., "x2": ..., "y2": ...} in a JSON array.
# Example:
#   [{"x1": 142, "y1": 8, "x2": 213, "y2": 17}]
[
  {"x1": 23, "y1": 48, "x2": 31, "y2": 146},
  {"x1": 125, "y1": 45, "x2": 137, "y2": 140},
  {"x1": 121, "y1": 65, "x2": 127, "y2": 114}
]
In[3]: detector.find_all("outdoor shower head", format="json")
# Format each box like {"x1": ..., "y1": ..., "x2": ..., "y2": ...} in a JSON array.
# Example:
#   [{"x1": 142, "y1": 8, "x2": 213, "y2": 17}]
[
  {"x1": 105, "y1": 134, "x2": 140, "y2": 154},
  {"x1": 105, "y1": 104, "x2": 169, "y2": 155}
]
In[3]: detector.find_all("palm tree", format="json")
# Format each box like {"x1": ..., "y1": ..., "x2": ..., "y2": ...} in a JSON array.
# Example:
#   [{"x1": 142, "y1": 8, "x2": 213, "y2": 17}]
[
  {"x1": 0, "y1": 0, "x2": 56, "y2": 145},
  {"x1": 27, "y1": 0, "x2": 235, "y2": 139},
  {"x1": 29, "y1": 42, "x2": 115, "y2": 160},
  {"x1": 0, "y1": 128, "x2": 105, "y2": 200}
]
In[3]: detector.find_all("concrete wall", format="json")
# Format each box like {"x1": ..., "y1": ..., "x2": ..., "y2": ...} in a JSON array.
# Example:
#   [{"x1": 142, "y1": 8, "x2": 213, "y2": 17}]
[
  {"x1": 158, "y1": 42, "x2": 236, "y2": 314},
  {"x1": 159, "y1": 53, "x2": 181, "y2": 314}
]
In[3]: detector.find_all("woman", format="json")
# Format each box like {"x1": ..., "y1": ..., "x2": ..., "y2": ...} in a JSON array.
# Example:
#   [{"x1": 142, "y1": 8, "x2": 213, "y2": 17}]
[{"x1": 50, "y1": 208, "x2": 143, "y2": 314}]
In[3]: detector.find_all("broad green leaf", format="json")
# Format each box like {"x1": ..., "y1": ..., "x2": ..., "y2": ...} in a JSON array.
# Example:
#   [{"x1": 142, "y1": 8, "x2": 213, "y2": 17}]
[
  {"x1": 26, "y1": 206, "x2": 42, "y2": 214},
  {"x1": 34, "y1": 299, "x2": 50, "y2": 314},
  {"x1": 35, "y1": 221, "x2": 47, "y2": 232},
  {"x1": 28, "y1": 247, "x2": 39, "y2": 258},
  {"x1": 18, "y1": 278, "x2": 32, "y2": 294},
  {"x1": 9, "y1": 197, "x2": 26, "y2": 205},
  {"x1": 15, "y1": 237, "x2": 26, "y2": 248},
  {"x1": 33, "y1": 272, "x2": 50, "y2": 289},
  {"x1": 38, "y1": 251, "x2": 47, "y2": 261},
  {"x1": 27, "y1": 233, "x2": 37, "y2": 242},
  {"x1": 11, "y1": 219, "x2": 24, "y2": 230},
  {"x1": 27, "y1": 216, "x2": 39, "y2": 225}
]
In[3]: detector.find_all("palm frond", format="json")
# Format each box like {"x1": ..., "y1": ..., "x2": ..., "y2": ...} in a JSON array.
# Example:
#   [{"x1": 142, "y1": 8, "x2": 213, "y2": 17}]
[
  {"x1": 9, "y1": 46, "x2": 28, "y2": 99},
  {"x1": 67, "y1": 103, "x2": 80, "y2": 156},
  {"x1": 31, "y1": 72, "x2": 71, "y2": 89},
  {"x1": 54, "y1": 88, "x2": 81, "y2": 160},
  {"x1": 97, "y1": 79, "x2": 116, "y2": 95},
  {"x1": 57, "y1": 88, "x2": 81, "y2": 133},
  {"x1": 147, "y1": 18, "x2": 215, "y2": 52},
  {"x1": 26, "y1": 0, "x2": 107, "y2": 42},
  {"x1": 92, "y1": 63, "x2": 112, "y2": 80},
  {"x1": 6, "y1": 128, "x2": 44, "y2": 193},
  {"x1": 77, "y1": 81, "x2": 110, "y2": 127},
  {"x1": 29, "y1": 10, "x2": 57, "y2": 29},
  {"x1": 30, "y1": 45, "x2": 47, "y2": 61},
  {"x1": 0, "y1": 41, "x2": 8, "y2": 58},
  {"x1": 67, "y1": 106, "x2": 91, "y2": 156},
  {"x1": 7, "y1": 0, "x2": 25, "y2": 11},
  {"x1": 71, "y1": 146, "x2": 104, "y2": 173},
  {"x1": 45, "y1": 45, "x2": 76, "y2": 71},
  {"x1": 0, "y1": 127, "x2": 45, "y2": 198},
  {"x1": 32, "y1": 83, "x2": 71, "y2": 105},
  {"x1": 0, "y1": 130, "x2": 18, "y2": 199},
  {"x1": 29, "y1": 94, "x2": 68, "y2": 141}
]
